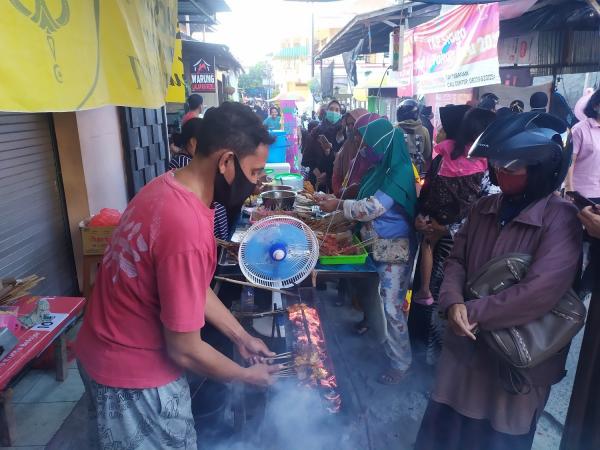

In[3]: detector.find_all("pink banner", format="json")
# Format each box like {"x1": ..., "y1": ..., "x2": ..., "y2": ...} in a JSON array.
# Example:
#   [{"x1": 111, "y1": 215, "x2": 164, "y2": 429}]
[
  {"x1": 279, "y1": 100, "x2": 300, "y2": 173},
  {"x1": 413, "y1": 4, "x2": 501, "y2": 95},
  {"x1": 395, "y1": 29, "x2": 414, "y2": 98}
]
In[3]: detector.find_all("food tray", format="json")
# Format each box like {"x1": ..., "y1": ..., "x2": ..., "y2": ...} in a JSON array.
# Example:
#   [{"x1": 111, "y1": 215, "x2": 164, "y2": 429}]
[{"x1": 319, "y1": 236, "x2": 368, "y2": 265}]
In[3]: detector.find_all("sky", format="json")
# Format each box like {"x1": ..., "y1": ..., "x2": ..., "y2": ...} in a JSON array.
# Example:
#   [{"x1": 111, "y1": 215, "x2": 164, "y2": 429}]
[{"x1": 199, "y1": 0, "x2": 395, "y2": 67}]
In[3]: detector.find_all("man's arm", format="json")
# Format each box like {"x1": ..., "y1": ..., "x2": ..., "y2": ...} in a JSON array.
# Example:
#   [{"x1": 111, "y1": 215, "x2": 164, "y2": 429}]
[
  {"x1": 163, "y1": 328, "x2": 280, "y2": 386},
  {"x1": 204, "y1": 288, "x2": 274, "y2": 361}
]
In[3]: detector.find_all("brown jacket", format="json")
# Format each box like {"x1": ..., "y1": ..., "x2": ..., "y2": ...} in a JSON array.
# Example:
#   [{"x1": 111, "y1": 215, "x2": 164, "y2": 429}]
[{"x1": 432, "y1": 193, "x2": 582, "y2": 435}]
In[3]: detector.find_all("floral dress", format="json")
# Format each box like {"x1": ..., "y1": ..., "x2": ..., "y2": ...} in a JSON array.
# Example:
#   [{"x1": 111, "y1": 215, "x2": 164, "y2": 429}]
[{"x1": 343, "y1": 191, "x2": 416, "y2": 371}]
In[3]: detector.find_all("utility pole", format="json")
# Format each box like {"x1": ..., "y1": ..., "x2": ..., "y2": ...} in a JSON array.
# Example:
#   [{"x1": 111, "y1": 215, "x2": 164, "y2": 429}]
[{"x1": 311, "y1": 1, "x2": 315, "y2": 79}]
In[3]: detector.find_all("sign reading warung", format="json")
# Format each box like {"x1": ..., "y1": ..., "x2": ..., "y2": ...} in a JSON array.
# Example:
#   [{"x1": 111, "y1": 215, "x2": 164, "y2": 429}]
[
  {"x1": 191, "y1": 57, "x2": 216, "y2": 93},
  {"x1": 413, "y1": 3, "x2": 501, "y2": 95}
]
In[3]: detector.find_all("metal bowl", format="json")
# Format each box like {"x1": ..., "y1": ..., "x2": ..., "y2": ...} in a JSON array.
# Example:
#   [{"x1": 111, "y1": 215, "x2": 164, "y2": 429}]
[
  {"x1": 259, "y1": 184, "x2": 293, "y2": 194},
  {"x1": 260, "y1": 190, "x2": 296, "y2": 211}
]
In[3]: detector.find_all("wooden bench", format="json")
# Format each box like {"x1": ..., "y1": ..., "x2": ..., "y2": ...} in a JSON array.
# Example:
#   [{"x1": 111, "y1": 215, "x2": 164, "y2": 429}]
[{"x1": 0, "y1": 296, "x2": 85, "y2": 446}]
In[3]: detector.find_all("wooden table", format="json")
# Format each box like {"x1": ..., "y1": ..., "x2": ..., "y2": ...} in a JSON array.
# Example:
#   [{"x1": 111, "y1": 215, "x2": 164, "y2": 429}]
[{"x1": 0, "y1": 296, "x2": 85, "y2": 446}]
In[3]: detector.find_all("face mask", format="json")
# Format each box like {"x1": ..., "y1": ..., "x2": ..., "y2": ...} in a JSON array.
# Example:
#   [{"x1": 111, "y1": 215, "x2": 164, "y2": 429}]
[
  {"x1": 326, "y1": 110, "x2": 341, "y2": 124},
  {"x1": 214, "y1": 156, "x2": 257, "y2": 210},
  {"x1": 495, "y1": 169, "x2": 528, "y2": 195}
]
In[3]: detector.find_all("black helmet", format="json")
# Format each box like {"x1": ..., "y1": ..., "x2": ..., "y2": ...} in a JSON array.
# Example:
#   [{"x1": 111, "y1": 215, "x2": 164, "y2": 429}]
[
  {"x1": 397, "y1": 99, "x2": 419, "y2": 122},
  {"x1": 478, "y1": 93, "x2": 499, "y2": 111},
  {"x1": 470, "y1": 112, "x2": 570, "y2": 198}
]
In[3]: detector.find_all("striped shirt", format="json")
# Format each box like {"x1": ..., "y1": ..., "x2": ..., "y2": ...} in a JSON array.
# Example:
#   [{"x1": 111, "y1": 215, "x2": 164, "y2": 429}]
[
  {"x1": 169, "y1": 153, "x2": 192, "y2": 170},
  {"x1": 168, "y1": 154, "x2": 229, "y2": 239}
]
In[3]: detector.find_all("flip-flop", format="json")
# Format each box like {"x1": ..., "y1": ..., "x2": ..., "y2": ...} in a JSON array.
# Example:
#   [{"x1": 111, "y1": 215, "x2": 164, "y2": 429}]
[
  {"x1": 412, "y1": 295, "x2": 434, "y2": 306},
  {"x1": 378, "y1": 369, "x2": 409, "y2": 385},
  {"x1": 353, "y1": 320, "x2": 369, "y2": 335}
]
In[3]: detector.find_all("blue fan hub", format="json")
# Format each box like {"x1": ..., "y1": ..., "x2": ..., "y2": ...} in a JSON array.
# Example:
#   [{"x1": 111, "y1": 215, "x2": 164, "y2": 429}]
[{"x1": 269, "y1": 242, "x2": 287, "y2": 261}]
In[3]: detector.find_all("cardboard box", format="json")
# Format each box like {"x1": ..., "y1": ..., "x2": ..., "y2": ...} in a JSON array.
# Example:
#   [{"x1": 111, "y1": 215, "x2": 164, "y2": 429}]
[{"x1": 79, "y1": 220, "x2": 116, "y2": 256}]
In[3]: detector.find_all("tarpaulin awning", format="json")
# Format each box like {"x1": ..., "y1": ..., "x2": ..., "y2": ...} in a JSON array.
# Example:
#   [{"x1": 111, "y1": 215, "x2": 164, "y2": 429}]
[
  {"x1": 315, "y1": 3, "x2": 442, "y2": 61},
  {"x1": 0, "y1": 0, "x2": 177, "y2": 112}
]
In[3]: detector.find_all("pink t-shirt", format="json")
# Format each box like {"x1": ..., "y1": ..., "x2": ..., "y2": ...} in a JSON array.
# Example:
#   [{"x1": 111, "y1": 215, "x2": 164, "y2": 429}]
[
  {"x1": 75, "y1": 173, "x2": 216, "y2": 388},
  {"x1": 435, "y1": 139, "x2": 487, "y2": 177},
  {"x1": 572, "y1": 118, "x2": 600, "y2": 198},
  {"x1": 182, "y1": 111, "x2": 198, "y2": 125}
]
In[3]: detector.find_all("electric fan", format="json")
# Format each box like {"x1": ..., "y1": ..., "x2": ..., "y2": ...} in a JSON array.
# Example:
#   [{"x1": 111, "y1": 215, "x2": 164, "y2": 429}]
[{"x1": 238, "y1": 215, "x2": 319, "y2": 337}]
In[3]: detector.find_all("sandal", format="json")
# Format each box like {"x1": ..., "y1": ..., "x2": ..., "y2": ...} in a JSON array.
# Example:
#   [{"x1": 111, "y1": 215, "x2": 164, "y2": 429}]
[
  {"x1": 353, "y1": 320, "x2": 369, "y2": 335},
  {"x1": 378, "y1": 368, "x2": 409, "y2": 385}
]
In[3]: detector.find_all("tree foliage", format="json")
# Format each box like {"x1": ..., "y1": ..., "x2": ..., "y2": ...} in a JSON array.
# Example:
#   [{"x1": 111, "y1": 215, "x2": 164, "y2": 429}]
[{"x1": 238, "y1": 61, "x2": 274, "y2": 90}]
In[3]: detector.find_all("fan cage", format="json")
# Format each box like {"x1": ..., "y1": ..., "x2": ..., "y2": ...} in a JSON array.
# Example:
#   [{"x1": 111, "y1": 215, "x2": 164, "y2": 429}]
[{"x1": 238, "y1": 216, "x2": 319, "y2": 289}]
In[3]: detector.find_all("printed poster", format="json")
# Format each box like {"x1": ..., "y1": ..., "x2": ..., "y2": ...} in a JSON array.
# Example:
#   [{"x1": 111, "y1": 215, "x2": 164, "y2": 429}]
[{"x1": 413, "y1": 3, "x2": 501, "y2": 95}]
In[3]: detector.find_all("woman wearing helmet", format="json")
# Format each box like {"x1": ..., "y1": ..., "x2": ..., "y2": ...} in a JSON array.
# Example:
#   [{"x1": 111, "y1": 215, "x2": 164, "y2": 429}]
[{"x1": 415, "y1": 113, "x2": 582, "y2": 450}]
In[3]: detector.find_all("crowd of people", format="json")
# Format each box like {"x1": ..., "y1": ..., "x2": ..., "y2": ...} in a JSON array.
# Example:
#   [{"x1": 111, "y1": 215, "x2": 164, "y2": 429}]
[
  {"x1": 301, "y1": 89, "x2": 600, "y2": 449},
  {"x1": 75, "y1": 87, "x2": 600, "y2": 449}
]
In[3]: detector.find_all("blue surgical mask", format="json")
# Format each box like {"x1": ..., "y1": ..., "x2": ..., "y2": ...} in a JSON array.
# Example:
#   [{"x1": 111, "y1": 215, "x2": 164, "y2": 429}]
[{"x1": 326, "y1": 110, "x2": 342, "y2": 124}]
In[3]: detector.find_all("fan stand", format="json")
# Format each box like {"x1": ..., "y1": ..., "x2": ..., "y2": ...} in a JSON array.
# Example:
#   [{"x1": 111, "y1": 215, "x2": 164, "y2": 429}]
[{"x1": 252, "y1": 288, "x2": 286, "y2": 338}]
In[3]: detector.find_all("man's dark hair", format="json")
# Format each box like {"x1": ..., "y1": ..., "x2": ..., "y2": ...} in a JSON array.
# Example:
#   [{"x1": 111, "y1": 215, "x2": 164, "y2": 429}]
[
  {"x1": 188, "y1": 94, "x2": 204, "y2": 110},
  {"x1": 270, "y1": 106, "x2": 279, "y2": 115},
  {"x1": 194, "y1": 102, "x2": 274, "y2": 158},
  {"x1": 530, "y1": 91, "x2": 548, "y2": 109},
  {"x1": 583, "y1": 89, "x2": 600, "y2": 119},
  {"x1": 174, "y1": 117, "x2": 203, "y2": 149}
]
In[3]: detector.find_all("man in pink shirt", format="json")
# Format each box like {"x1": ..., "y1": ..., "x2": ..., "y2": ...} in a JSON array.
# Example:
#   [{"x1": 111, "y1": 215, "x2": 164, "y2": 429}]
[
  {"x1": 181, "y1": 93, "x2": 203, "y2": 125},
  {"x1": 75, "y1": 102, "x2": 279, "y2": 449}
]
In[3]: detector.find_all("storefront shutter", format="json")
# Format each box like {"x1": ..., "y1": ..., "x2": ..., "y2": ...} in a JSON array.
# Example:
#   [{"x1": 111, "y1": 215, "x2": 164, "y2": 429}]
[{"x1": 0, "y1": 113, "x2": 77, "y2": 296}]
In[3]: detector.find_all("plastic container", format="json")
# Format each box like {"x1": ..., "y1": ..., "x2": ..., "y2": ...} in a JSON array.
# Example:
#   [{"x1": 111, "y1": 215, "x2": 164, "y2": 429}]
[
  {"x1": 267, "y1": 130, "x2": 288, "y2": 163},
  {"x1": 319, "y1": 236, "x2": 368, "y2": 265},
  {"x1": 265, "y1": 162, "x2": 291, "y2": 177},
  {"x1": 274, "y1": 173, "x2": 304, "y2": 190}
]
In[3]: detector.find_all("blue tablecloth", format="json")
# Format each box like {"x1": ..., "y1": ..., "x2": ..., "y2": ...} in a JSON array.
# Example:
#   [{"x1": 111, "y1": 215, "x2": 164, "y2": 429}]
[{"x1": 224, "y1": 215, "x2": 378, "y2": 277}]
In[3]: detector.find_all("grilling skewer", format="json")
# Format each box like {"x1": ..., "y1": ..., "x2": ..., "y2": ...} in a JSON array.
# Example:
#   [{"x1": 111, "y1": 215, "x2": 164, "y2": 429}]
[{"x1": 233, "y1": 309, "x2": 285, "y2": 319}]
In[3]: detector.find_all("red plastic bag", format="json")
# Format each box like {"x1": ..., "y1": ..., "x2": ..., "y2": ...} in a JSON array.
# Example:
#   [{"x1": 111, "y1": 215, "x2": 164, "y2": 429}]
[{"x1": 89, "y1": 208, "x2": 121, "y2": 227}]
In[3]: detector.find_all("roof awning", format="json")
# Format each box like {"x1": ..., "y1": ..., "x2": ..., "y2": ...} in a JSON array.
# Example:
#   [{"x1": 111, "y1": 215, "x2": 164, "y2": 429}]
[
  {"x1": 315, "y1": 2, "x2": 441, "y2": 61},
  {"x1": 181, "y1": 38, "x2": 244, "y2": 74}
]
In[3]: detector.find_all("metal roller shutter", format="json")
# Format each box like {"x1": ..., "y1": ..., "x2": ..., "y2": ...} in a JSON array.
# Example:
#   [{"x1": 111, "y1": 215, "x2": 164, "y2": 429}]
[{"x1": 0, "y1": 113, "x2": 77, "y2": 296}]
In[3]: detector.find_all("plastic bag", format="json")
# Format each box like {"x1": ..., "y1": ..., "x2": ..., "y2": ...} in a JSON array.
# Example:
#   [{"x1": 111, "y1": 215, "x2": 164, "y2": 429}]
[{"x1": 89, "y1": 208, "x2": 121, "y2": 227}]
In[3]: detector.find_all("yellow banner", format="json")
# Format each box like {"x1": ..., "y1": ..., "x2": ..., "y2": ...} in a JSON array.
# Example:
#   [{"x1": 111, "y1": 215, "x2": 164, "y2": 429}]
[
  {"x1": 166, "y1": 38, "x2": 185, "y2": 104},
  {"x1": 0, "y1": 0, "x2": 177, "y2": 112}
]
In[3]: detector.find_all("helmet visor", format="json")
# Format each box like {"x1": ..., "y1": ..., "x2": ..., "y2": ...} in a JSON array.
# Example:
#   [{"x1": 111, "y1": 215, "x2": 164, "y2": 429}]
[{"x1": 489, "y1": 159, "x2": 528, "y2": 172}]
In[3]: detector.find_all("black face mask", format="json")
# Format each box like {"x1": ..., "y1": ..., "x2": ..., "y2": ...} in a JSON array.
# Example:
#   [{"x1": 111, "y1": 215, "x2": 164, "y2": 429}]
[{"x1": 213, "y1": 156, "x2": 256, "y2": 211}]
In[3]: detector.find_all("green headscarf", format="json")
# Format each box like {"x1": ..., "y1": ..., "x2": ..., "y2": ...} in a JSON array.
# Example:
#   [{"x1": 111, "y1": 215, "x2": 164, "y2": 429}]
[{"x1": 356, "y1": 118, "x2": 417, "y2": 219}]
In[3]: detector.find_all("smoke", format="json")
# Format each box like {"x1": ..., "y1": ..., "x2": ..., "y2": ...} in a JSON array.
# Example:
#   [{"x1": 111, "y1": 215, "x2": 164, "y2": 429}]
[{"x1": 205, "y1": 381, "x2": 358, "y2": 450}]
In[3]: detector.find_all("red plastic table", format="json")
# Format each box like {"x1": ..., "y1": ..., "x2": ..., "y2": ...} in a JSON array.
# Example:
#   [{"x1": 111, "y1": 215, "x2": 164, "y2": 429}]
[{"x1": 0, "y1": 296, "x2": 85, "y2": 446}]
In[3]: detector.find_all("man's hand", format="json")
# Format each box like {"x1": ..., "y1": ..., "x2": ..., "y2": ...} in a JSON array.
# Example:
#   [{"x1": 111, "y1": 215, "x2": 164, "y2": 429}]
[
  {"x1": 242, "y1": 363, "x2": 282, "y2": 387},
  {"x1": 237, "y1": 335, "x2": 275, "y2": 365},
  {"x1": 319, "y1": 198, "x2": 341, "y2": 213},
  {"x1": 579, "y1": 206, "x2": 600, "y2": 239},
  {"x1": 447, "y1": 303, "x2": 477, "y2": 340}
]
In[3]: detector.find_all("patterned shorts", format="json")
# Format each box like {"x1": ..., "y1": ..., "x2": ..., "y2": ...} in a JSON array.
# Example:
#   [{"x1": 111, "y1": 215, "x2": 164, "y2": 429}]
[{"x1": 78, "y1": 361, "x2": 197, "y2": 450}]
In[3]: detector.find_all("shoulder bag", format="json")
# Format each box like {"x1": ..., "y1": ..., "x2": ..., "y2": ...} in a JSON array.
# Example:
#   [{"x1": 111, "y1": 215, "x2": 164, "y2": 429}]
[{"x1": 465, "y1": 253, "x2": 586, "y2": 369}]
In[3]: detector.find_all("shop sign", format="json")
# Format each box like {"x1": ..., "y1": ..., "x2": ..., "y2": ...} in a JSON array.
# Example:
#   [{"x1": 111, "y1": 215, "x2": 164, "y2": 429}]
[
  {"x1": 0, "y1": 0, "x2": 177, "y2": 112},
  {"x1": 413, "y1": 3, "x2": 501, "y2": 95},
  {"x1": 190, "y1": 57, "x2": 217, "y2": 93}
]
